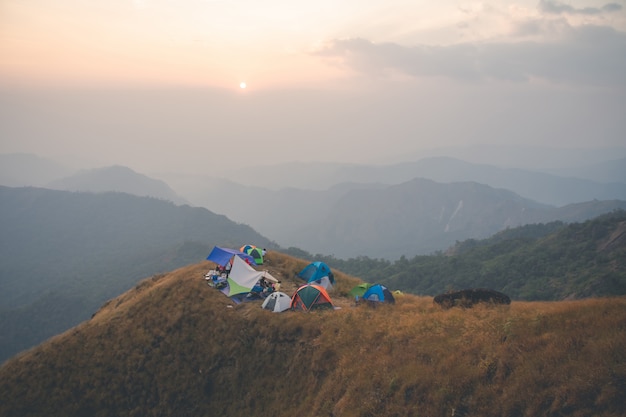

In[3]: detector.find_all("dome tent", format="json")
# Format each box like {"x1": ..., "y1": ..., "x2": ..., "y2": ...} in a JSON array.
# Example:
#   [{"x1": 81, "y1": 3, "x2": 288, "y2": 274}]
[
  {"x1": 349, "y1": 283, "x2": 372, "y2": 298},
  {"x1": 261, "y1": 292, "x2": 291, "y2": 313},
  {"x1": 297, "y1": 261, "x2": 335, "y2": 289},
  {"x1": 246, "y1": 247, "x2": 264, "y2": 265},
  {"x1": 361, "y1": 284, "x2": 395, "y2": 304},
  {"x1": 290, "y1": 284, "x2": 334, "y2": 312},
  {"x1": 240, "y1": 244, "x2": 256, "y2": 253},
  {"x1": 239, "y1": 244, "x2": 264, "y2": 265}
]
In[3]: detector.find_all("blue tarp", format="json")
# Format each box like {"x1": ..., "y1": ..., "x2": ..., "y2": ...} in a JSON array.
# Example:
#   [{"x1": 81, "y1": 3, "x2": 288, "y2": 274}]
[{"x1": 206, "y1": 246, "x2": 257, "y2": 266}]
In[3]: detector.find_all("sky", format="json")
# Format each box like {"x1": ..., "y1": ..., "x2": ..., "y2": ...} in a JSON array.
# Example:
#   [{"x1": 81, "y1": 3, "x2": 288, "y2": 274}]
[{"x1": 1, "y1": 0, "x2": 625, "y2": 175}]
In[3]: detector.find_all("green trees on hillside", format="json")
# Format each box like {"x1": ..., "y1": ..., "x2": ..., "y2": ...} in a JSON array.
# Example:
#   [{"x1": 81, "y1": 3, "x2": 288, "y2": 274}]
[{"x1": 293, "y1": 210, "x2": 626, "y2": 301}]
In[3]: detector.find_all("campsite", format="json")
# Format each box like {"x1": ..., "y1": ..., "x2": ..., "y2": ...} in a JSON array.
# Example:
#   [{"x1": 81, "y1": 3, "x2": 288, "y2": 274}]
[
  {"x1": 1, "y1": 220, "x2": 626, "y2": 417},
  {"x1": 0, "y1": 252, "x2": 624, "y2": 417},
  {"x1": 203, "y1": 245, "x2": 400, "y2": 312},
  {"x1": 204, "y1": 246, "x2": 347, "y2": 311}
]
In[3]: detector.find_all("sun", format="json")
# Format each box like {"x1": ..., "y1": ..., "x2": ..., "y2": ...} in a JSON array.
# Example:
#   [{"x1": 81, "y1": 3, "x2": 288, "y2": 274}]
[{"x1": 239, "y1": 82, "x2": 247, "y2": 89}]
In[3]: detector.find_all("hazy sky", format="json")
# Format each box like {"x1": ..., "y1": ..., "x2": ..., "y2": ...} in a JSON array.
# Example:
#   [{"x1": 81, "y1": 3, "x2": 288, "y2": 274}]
[{"x1": 1, "y1": 0, "x2": 625, "y2": 174}]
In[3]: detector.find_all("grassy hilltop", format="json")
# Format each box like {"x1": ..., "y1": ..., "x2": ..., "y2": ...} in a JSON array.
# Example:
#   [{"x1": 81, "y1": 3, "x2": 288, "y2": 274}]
[{"x1": 0, "y1": 251, "x2": 625, "y2": 417}]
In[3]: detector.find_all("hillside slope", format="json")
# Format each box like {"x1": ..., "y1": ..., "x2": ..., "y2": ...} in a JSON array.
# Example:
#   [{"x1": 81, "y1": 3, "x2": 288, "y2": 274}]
[{"x1": 0, "y1": 252, "x2": 624, "y2": 417}]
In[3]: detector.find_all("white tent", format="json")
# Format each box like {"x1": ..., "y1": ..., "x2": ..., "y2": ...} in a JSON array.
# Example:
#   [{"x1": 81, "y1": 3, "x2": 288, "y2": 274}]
[
  {"x1": 261, "y1": 291, "x2": 292, "y2": 312},
  {"x1": 220, "y1": 255, "x2": 278, "y2": 297}
]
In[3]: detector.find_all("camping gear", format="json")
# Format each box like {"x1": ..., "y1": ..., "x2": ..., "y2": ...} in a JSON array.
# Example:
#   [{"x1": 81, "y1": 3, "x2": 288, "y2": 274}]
[
  {"x1": 261, "y1": 292, "x2": 291, "y2": 313},
  {"x1": 290, "y1": 284, "x2": 334, "y2": 312},
  {"x1": 361, "y1": 284, "x2": 395, "y2": 304},
  {"x1": 205, "y1": 270, "x2": 227, "y2": 288},
  {"x1": 349, "y1": 283, "x2": 372, "y2": 298},
  {"x1": 207, "y1": 246, "x2": 257, "y2": 266},
  {"x1": 297, "y1": 261, "x2": 335, "y2": 289}
]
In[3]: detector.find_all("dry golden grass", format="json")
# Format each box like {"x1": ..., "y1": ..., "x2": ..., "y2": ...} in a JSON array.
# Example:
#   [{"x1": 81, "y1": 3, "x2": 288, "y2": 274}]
[{"x1": 1, "y1": 252, "x2": 624, "y2": 417}]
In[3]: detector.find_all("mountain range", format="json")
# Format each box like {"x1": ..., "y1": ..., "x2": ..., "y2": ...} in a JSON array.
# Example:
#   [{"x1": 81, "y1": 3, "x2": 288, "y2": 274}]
[
  {"x1": 47, "y1": 165, "x2": 188, "y2": 205},
  {"x1": 223, "y1": 156, "x2": 626, "y2": 203},
  {"x1": 159, "y1": 174, "x2": 626, "y2": 259},
  {"x1": 2, "y1": 151, "x2": 626, "y2": 259}
]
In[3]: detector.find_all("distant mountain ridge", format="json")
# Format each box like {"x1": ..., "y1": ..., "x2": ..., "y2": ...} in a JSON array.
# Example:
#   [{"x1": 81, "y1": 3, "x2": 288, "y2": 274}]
[
  {"x1": 3, "y1": 152, "x2": 626, "y2": 259},
  {"x1": 223, "y1": 156, "x2": 626, "y2": 205},
  {"x1": 0, "y1": 153, "x2": 72, "y2": 187},
  {"x1": 46, "y1": 165, "x2": 188, "y2": 205},
  {"x1": 182, "y1": 176, "x2": 626, "y2": 259},
  {"x1": 546, "y1": 156, "x2": 626, "y2": 184}
]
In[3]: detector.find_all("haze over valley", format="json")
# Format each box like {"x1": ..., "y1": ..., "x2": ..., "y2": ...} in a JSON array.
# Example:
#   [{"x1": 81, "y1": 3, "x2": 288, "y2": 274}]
[{"x1": 3, "y1": 149, "x2": 625, "y2": 258}]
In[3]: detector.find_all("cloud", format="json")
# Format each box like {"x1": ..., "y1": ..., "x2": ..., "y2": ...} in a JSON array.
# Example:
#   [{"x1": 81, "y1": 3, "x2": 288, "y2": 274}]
[
  {"x1": 315, "y1": 24, "x2": 626, "y2": 86},
  {"x1": 538, "y1": 0, "x2": 623, "y2": 15}
]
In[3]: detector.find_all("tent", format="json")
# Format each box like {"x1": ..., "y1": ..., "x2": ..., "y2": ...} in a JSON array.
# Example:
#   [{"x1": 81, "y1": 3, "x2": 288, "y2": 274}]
[
  {"x1": 297, "y1": 261, "x2": 335, "y2": 289},
  {"x1": 290, "y1": 284, "x2": 334, "y2": 312},
  {"x1": 246, "y1": 247, "x2": 264, "y2": 265},
  {"x1": 219, "y1": 255, "x2": 277, "y2": 297},
  {"x1": 240, "y1": 244, "x2": 256, "y2": 253},
  {"x1": 261, "y1": 291, "x2": 291, "y2": 313},
  {"x1": 361, "y1": 284, "x2": 395, "y2": 304},
  {"x1": 239, "y1": 245, "x2": 256, "y2": 253},
  {"x1": 349, "y1": 283, "x2": 372, "y2": 298},
  {"x1": 207, "y1": 246, "x2": 257, "y2": 266}
]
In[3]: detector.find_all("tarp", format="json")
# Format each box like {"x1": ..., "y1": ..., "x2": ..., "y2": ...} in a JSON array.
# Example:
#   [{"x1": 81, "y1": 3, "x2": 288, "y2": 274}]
[
  {"x1": 207, "y1": 246, "x2": 256, "y2": 266},
  {"x1": 220, "y1": 256, "x2": 278, "y2": 297}
]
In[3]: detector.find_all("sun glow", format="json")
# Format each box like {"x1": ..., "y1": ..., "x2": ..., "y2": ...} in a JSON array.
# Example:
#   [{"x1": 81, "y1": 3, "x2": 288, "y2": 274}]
[{"x1": 240, "y1": 82, "x2": 247, "y2": 89}]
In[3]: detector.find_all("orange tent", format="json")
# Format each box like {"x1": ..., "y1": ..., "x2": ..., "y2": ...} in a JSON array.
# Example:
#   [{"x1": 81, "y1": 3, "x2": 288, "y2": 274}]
[{"x1": 290, "y1": 284, "x2": 334, "y2": 312}]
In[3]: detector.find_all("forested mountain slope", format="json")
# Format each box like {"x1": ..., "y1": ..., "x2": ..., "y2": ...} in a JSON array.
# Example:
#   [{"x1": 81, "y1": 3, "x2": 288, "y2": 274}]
[
  {"x1": 0, "y1": 186, "x2": 275, "y2": 363},
  {"x1": 316, "y1": 210, "x2": 626, "y2": 300}
]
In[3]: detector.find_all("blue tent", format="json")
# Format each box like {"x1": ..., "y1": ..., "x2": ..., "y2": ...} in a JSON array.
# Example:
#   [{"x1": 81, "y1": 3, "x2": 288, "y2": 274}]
[
  {"x1": 297, "y1": 261, "x2": 335, "y2": 285},
  {"x1": 206, "y1": 246, "x2": 257, "y2": 266},
  {"x1": 362, "y1": 284, "x2": 395, "y2": 304}
]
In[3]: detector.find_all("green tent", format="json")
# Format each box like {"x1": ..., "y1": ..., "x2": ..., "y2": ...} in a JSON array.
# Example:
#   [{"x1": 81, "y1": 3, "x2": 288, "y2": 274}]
[
  {"x1": 349, "y1": 283, "x2": 372, "y2": 298},
  {"x1": 246, "y1": 247, "x2": 264, "y2": 265}
]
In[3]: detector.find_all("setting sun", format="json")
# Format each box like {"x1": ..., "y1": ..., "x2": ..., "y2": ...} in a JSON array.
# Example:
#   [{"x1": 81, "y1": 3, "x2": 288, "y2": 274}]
[{"x1": 240, "y1": 82, "x2": 246, "y2": 89}]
